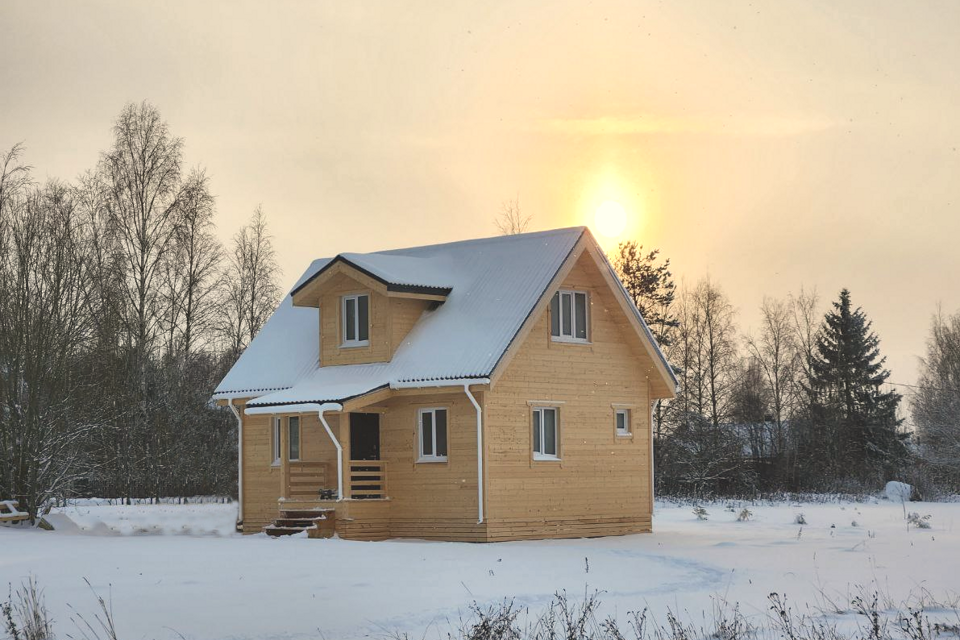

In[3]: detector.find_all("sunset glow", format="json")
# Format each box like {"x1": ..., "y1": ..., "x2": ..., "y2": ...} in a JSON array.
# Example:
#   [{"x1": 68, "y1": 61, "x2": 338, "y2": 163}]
[{"x1": 593, "y1": 200, "x2": 628, "y2": 239}]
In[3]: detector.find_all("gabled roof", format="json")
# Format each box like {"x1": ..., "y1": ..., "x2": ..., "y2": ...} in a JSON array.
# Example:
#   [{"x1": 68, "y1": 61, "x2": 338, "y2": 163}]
[
  {"x1": 292, "y1": 252, "x2": 454, "y2": 298},
  {"x1": 213, "y1": 227, "x2": 679, "y2": 406}
]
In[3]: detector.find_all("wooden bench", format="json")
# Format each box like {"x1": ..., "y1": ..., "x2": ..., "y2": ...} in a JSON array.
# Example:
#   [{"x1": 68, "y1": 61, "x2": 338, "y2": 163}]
[{"x1": 0, "y1": 500, "x2": 29, "y2": 523}]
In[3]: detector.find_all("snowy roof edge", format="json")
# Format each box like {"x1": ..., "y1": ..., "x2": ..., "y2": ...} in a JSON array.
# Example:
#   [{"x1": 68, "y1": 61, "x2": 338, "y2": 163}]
[{"x1": 290, "y1": 254, "x2": 453, "y2": 298}]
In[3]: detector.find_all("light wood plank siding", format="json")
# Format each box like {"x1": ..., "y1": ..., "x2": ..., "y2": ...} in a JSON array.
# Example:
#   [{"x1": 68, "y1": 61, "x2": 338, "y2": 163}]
[
  {"x1": 240, "y1": 412, "x2": 280, "y2": 533},
  {"x1": 241, "y1": 250, "x2": 659, "y2": 541},
  {"x1": 483, "y1": 251, "x2": 654, "y2": 541},
  {"x1": 317, "y1": 272, "x2": 428, "y2": 367},
  {"x1": 374, "y1": 392, "x2": 485, "y2": 540}
]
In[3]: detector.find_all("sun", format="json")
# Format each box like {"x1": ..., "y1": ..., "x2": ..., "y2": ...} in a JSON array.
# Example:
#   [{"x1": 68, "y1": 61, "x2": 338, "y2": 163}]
[{"x1": 593, "y1": 200, "x2": 627, "y2": 238}]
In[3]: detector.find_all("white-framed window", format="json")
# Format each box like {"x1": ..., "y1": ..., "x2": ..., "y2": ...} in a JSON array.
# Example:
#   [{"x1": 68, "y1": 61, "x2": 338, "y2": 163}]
[
  {"x1": 271, "y1": 417, "x2": 281, "y2": 465},
  {"x1": 418, "y1": 408, "x2": 448, "y2": 462},
  {"x1": 288, "y1": 416, "x2": 301, "y2": 461},
  {"x1": 341, "y1": 293, "x2": 370, "y2": 346},
  {"x1": 615, "y1": 408, "x2": 631, "y2": 436},
  {"x1": 532, "y1": 406, "x2": 559, "y2": 460},
  {"x1": 550, "y1": 290, "x2": 589, "y2": 342}
]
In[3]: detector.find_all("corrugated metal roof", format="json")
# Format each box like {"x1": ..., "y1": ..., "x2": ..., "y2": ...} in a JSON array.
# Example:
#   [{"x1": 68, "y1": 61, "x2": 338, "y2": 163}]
[
  {"x1": 214, "y1": 228, "x2": 582, "y2": 402},
  {"x1": 214, "y1": 226, "x2": 679, "y2": 407}
]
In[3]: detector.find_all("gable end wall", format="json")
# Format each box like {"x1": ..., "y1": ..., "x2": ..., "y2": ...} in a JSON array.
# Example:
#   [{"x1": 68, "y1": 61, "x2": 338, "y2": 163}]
[{"x1": 483, "y1": 252, "x2": 654, "y2": 541}]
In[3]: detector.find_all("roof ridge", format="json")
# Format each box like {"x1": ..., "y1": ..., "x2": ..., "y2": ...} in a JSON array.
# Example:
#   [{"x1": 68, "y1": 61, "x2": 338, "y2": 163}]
[
  {"x1": 368, "y1": 226, "x2": 586, "y2": 257},
  {"x1": 290, "y1": 227, "x2": 586, "y2": 278}
]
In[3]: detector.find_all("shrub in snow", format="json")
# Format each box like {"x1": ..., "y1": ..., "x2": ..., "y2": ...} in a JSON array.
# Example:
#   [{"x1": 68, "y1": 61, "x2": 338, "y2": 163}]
[
  {"x1": 852, "y1": 592, "x2": 887, "y2": 640},
  {"x1": 885, "y1": 481, "x2": 912, "y2": 503},
  {"x1": 462, "y1": 599, "x2": 523, "y2": 640},
  {"x1": 737, "y1": 508, "x2": 753, "y2": 522},
  {"x1": 693, "y1": 506, "x2": 709, "y2": 521},
  {"x1": 453, "y1": 589, "x2": 955, "y2": 640},
  {"x1": 794, "y1": 513, "x2": 807, "y2": 525},
  {"x1": 1, "y1": 577, "x2": 53, "y2": 640},
  {"x1": 906, "y1": 512, "x2": 932, "y2": 530}
]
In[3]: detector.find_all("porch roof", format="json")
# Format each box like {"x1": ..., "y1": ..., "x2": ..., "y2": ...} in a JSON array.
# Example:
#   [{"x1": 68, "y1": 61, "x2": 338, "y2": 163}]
[{"x1": 244, "y1": 364, "x2": 389, "y2": 408}]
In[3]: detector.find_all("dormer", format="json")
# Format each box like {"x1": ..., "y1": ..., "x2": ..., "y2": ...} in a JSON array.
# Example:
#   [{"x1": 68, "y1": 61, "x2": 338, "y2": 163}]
[{"x1": 290, "y1": 253, "x2": 452, "y2": 367}]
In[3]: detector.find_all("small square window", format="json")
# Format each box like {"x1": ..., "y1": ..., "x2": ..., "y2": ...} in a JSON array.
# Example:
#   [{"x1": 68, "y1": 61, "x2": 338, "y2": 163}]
[
  {"x1": 342, "y1": 294, "x2": 370, "y2": 346},
  {"x1": 533, "y1": 407, "x2": 559, "y2": 459},
  {"x1": 615, "y1": 409, "x2": 631, "y2": 436},
  {"x1": 550, "y1": 290, "x2": 589, "y2": 342},
  {"x1": 418, "y1": 408, "x2": 448, "y2": 462}
]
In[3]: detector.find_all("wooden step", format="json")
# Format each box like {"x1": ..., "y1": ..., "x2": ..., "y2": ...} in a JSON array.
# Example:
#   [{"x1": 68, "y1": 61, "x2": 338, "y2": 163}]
[
  {"x1": 264, "y1": 525, "x2": 310, "y2": 537},
  {"x1": 265, "y1": 508, "x2": 337, "y2": 538},
  {"x1": 280, "y1": 509, "x2": 334, "y2": 519},
  {"x1": 274, "y1": 518, "x2": 319, "y2": 528}
]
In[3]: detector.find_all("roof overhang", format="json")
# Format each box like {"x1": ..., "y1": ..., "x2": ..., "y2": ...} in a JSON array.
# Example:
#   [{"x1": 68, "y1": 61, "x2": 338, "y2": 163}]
[
  {"x1": 240, "y1": 378, "x2": 491, "y2": 414},
  {"x1": 245, "y1": 402, "x2": 343, "y2": 416}
]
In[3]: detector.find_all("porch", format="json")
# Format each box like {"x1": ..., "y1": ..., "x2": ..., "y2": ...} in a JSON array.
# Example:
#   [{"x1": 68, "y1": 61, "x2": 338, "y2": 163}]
[
  {"x1": 241, "y1": 386, "x2": 486, "y2": 541},
  {"x1": 265, "y1": 409, "x2": 392, "y2": 538}
]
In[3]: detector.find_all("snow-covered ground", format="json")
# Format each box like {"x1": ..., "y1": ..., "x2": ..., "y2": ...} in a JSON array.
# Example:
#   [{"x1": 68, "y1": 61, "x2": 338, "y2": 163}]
[{"x1": 2, "y1": 498, "x2": 959, "y2": 640}]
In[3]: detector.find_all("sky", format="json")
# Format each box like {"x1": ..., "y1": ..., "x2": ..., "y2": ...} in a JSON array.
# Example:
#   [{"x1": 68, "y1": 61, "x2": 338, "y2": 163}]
[{"x1": 2, "y1": 1, "x2": 959, "y2": 396}]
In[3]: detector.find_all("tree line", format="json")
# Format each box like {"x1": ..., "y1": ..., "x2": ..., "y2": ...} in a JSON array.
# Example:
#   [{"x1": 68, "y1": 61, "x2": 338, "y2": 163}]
[
  {"x1": 613, "y1": 241, "x2": 959, "y2": 498},
  {"x1": 0, "y1": 102, "x2": 282, "y2": 518},
  {"x1": 3, "y1": 108, "x2": 956, "y2": 519}
]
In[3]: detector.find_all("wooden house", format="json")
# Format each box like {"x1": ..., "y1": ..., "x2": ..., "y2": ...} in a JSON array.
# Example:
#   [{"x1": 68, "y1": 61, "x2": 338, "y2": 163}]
[{"x1": 213, "y1": 227, "x2": 677, "y2": 541}]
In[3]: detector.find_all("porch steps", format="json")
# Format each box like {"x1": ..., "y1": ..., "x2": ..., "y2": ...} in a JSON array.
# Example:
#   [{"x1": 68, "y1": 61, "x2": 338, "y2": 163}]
[{"x1": 264, "y1": 508, "x2": 336, "y2": 539}]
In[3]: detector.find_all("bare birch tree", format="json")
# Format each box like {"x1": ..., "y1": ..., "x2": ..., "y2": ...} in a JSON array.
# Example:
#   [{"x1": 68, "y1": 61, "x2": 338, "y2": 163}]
[
  {"x1": 0, "y1": 154, "x2": 98, "y2": 518},
  {"x1": 160, "y1": 168, "x2": 222, "y2": 358},
  {"x1": 789, "y1": 286, "x2": 820, "y2": 399},
  {"x1": 657, "y1": 278, "x2": 749, "y2": 494},
  {"x1": 99, "y1": 101, "x2": 187, "y2": 364},
  {"x1": 913, "y1": 307, "x2": 960, "y2": 486},
  {"x1": 745, "y1": 296, "x2": 799, "y2": 460},
  {"x1": 221, "y1": 205, "x2": 281, "y2": 360},
  {"x1": 494, "y1": 194, "x2": 531, "y2": 235},
  {"x1": 688, "y1": 278, "x2": 739, "y2": 427}
]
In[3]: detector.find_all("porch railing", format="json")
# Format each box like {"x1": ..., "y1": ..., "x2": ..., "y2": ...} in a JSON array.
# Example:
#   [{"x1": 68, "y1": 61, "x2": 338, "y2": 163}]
[
  {"x1": 284, "y1": 461, "x2": 329, "y2": 499},
  {"x1": 348, "y1": 461, "x2": 387, "y2": 500}
]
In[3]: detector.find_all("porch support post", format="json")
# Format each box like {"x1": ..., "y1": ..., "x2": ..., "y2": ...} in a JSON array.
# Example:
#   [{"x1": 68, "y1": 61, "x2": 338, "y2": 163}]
[
  {"x1": 464, "y1": 384, "x2": 484, "y2": 524},
  {"x1": 317, "y1": 404, "x2": 345, "y2": 501},
  {"x1": 280, "y1": 414, "x2": 289, "y2": 499}
]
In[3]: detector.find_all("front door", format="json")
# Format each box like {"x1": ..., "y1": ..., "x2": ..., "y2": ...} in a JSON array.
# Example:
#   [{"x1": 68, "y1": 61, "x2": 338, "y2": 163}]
[{"x1": 349, "y1": 413, "x2": 380, "y2": 461}]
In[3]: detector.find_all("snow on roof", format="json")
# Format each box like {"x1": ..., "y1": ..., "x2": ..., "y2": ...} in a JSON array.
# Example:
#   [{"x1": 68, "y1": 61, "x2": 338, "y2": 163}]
[
  {"x1": 214, "y1": 228, "x2": 582, "y2": 401},
  {"x1": 336, "y1": 252, "x2": 454, "y2": 292},
  {"x1": 214, "y1": 226, "x2": 678, "y2": 406},
  {"x1": 213, "y1": 258, "x2": 330, "y2": 397}
]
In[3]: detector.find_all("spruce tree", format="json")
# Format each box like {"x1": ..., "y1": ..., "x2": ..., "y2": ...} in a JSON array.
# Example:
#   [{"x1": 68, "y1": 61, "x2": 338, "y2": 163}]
[{"x1": 807, "y1": 289, "x2": 905, "y2": 482}]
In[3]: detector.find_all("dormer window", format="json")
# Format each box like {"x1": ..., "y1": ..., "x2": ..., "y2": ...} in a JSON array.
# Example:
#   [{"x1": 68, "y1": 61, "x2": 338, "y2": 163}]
[
  {"x1": 550, "y1": 290, "x2": 589, "y2": 342},
  {"x1": 342, "y1": 293, "x2": 370, "y2": 347}
]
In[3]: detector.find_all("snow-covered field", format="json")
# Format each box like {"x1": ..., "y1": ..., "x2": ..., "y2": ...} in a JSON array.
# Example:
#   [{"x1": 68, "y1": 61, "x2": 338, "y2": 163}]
[{"x1": 2, "y1": 498, "x2": 959, "y2": 639}]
